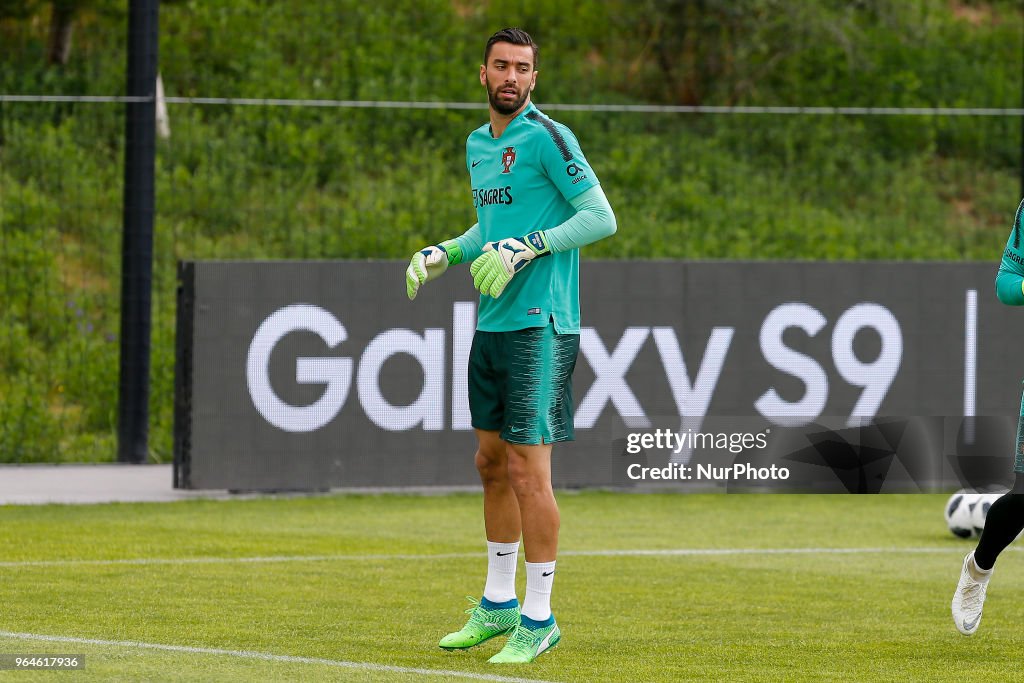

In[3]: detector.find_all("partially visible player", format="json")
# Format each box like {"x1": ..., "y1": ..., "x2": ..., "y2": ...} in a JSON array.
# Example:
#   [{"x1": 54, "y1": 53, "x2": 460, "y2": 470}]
[
  {"x1": 405, "y1": 27, "x2": 616, "y2": 663},
  {"x1": 951, "y1": 197, "x2": 1024, "y2": 635}
]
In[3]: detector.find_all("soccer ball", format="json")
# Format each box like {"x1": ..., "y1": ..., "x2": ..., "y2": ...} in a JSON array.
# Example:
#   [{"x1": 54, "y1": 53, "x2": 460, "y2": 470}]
[{"x1": 945, "y1": 490, "x2": 980, "y2": 539}]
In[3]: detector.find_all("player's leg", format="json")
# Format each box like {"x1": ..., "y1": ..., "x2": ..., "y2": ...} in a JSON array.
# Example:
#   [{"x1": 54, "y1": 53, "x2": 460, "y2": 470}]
[
  {"x1": 952, "y1": 389, "x2": 1024, "y2": 635},
  {"x1": 951, "y1": 474, "x2": 1024, "y2": 636},
  {"x1": 476, "y1": 427, "x2": 523, "y2": 607},
  {"x1": 489, "y1": 324, "x2": 576, "y2": 663},
  {"x1": 471, "y1": 338, "x2": 523, "y2": 607},
  {"x1": 439, "y1": 336, "x2": 522, "y2": 650},
  {"x1": 974, "y1": 476, "x2": 1024, "y2": 571},
  {"x1": 506, "y1": 441, "x2": 558, "y2": 565},
  {"x1": 489, "y1": 440, "x2": 561, "y2": 663},
  {"x1": 476, "y1": 428, "x2": 522, "y2": 554},
  {"x1": 507, "y1": 440, "x2": 559, "y2": 624}
]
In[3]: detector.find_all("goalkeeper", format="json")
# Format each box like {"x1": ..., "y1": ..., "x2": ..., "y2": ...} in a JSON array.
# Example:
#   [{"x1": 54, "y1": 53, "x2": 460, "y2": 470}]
[
  {"x1": 405, "y1": 27, "x2": 616, "y2": 665},
  {"x1": 951, "y1": 197, "x2": 1024, "y2": 636}
]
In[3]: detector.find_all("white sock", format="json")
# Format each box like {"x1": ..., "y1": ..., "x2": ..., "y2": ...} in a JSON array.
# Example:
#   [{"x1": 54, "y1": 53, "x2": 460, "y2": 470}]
[
  {"x1": 483, "y1": 541, "x2": 519, "y2": 604},
  {"x1": 522, "y1": 560, "x2": 556, "y2": 621},
  {"x1": 969, "y1": 551, "x2": 993, "y2": 582}
]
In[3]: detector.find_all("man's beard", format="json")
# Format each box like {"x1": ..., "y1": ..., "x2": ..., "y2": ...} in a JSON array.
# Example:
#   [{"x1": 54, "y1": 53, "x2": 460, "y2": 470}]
[{"x1": 487, "y1": 78, "x2": 530, "y2": 115}]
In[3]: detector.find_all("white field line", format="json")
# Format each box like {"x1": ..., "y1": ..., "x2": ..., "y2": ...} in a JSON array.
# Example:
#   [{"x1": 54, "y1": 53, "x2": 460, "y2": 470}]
[
  {"x1": 0, "y1": 546, "x2": 1003, "y2": 569},
  {"x1": 0, "y1": 631, "x2": 560, "y2": 683}
]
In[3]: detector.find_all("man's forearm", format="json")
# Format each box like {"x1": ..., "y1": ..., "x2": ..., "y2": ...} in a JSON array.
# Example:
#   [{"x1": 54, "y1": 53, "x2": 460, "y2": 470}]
[
  {"x1": 453, "y1": 223, "x2": 485, "y2": 264},
  {"x1": 542, "y1": 185, "x2": 616, "y2": 253}
]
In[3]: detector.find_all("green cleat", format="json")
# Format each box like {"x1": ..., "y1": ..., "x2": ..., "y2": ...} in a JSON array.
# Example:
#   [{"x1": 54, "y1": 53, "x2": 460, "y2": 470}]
[
  {"x1": 488, "y1": 615, "x2": 560, "y2": 663},
  {"x1": 439, "y1": 596, "x2": 520, "y2": 650}
]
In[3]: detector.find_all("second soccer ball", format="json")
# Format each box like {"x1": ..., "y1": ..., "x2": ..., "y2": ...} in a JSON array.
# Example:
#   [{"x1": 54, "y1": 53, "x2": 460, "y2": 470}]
[{"x1": 944, "y1": 490, "x2": 980, "y2": 539}]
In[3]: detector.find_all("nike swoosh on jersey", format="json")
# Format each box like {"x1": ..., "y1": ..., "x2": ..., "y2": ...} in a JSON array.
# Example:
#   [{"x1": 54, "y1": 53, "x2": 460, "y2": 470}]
[{"x1": 472, "y1": 159, "x2": 482, "y2": 167}]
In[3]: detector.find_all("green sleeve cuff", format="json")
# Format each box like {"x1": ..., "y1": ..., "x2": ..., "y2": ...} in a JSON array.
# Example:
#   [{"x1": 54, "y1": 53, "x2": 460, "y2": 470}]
[{"x1": 440, "y1": 239, "x2": 463, "y2": 266}]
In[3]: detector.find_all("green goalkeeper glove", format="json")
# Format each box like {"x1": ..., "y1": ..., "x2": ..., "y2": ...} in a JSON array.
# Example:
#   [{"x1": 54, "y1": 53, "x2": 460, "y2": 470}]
[
  {"x1": 406, "y1": 239, "x2": 463, "y2": 300},
  {"x1": 469, "y1": 231, "x2": 550, "y2": 299}
]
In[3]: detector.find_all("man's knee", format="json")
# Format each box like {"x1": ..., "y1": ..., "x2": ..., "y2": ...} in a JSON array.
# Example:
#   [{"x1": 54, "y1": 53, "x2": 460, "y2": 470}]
[
  {"x1": 475, "y1": 431, "x2": 508, "y2": 484},
  {"x1": 506, "y1": 445, "x2": 551, "y2": 497},
  {"x1": 476, "y1": 450, "x2": 507, "y2": 482}
]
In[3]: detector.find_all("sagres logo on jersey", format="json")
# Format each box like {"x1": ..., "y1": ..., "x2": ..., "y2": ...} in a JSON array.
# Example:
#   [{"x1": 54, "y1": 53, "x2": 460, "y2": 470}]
[{"x1": 500, "y1": 146, "x2": 516, "y2": 174}]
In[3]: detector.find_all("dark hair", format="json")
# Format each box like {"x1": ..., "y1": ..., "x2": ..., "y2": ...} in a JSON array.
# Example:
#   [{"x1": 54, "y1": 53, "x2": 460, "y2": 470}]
[{"x1": 484, "y1": 27, "x2": 538, "y2": 69}]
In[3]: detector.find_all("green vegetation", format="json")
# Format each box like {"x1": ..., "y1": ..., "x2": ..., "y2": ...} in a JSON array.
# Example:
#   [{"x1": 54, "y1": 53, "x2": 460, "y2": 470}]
[
  {"x1": 0, "y1": 492, "x2": 1018, "y2": 681},
  {"x1": 0, "y1": 0, "x2": 1022, "y2": 461}
]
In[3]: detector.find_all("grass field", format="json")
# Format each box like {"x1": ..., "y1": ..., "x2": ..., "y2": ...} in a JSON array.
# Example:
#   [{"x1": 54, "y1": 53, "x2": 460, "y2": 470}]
[{"x1": 0, "y1": 492, "x2": 1019, "y2": 682}]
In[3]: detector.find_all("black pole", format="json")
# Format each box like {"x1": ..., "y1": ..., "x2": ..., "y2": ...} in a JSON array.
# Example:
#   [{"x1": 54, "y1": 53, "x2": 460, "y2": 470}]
[{"x1": 118, "y1": 0, "x2": 159, "y2": 464}]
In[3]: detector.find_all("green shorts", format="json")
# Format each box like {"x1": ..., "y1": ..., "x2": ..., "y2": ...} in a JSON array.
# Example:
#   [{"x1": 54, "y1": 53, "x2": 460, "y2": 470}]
[{"x1": 468, "y1": 323, "x2": 580, "y2": 445}]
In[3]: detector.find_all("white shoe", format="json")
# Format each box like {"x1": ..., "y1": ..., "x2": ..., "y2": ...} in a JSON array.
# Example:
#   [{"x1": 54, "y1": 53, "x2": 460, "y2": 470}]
[{"x1": 951, "y1": 551, "x2": 990, "y2": 636}]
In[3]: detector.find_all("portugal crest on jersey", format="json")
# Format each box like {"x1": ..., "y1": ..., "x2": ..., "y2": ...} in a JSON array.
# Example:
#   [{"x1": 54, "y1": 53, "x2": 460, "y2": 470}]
[{"x1": 500, "y1": 146, "x2": 516, "y2": 174}]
